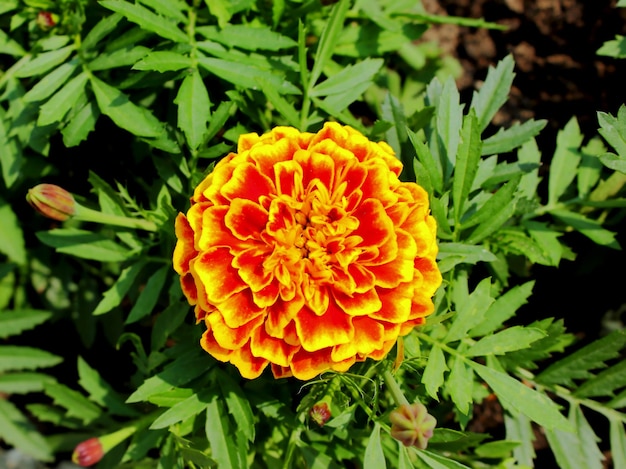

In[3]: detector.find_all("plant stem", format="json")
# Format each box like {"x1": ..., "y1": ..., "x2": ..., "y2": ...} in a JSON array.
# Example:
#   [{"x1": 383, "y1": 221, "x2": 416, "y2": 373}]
[
  {"x1": 383, "y1": 369, "x2": 410, "y2": 407},
  {"x1": 75, "y1": 205, "x2": 158, "y2": 231}
]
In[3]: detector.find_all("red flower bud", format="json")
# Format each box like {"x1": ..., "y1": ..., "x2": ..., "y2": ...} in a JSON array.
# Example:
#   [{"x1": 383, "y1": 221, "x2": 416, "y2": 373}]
[
  {"x1": 72, "y1": 438, "x2": 104, "y2": 467},
  {"x1": 27, "y1": 184, "x2": 76, "y2": 221},
  {"x1": 390, "y1": 402, "x2": 436, "y2": 449},
  {"x1": 309, "y1": 401, "x2": 331, "y2": 427},
  {"x1": 36, "y1": 11, "x2": 59, "y2": 30}
]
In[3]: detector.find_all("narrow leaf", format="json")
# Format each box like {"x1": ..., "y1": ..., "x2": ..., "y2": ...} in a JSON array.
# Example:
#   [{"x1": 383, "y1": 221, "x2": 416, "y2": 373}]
[
  {"x1": 471, "y1": 54, "x2": 515, "y2": 131},
  {"x1": 23, "y1": 59, "x2": 78, "y2": 102},
  {"x1": 436, "y1": 77, "x2": 463, "y2": 180},
  {"x1": 215, "y1": 369, "x2": 255, "y2": 442},
  {"x1": 0, "y1": 346, "x2": 62, "y2": 372},
  {"x1": 151, "y1": 389, "x2": 212, "y2": 429},
  {"x1": 209, "y1": 24, "x2": 296, "y2": 51},
  {"x1": 62, "y1": 99, "x2": 100, "y2": 147},
  {"x1": 610, "y1": 420, "x2": 626, "y2": 469},
  {"x1": 133, "y1": 50, "x2": 193, "y2": 72},
  {"x1": 0, "y1": 196, "x2": 26, "y2": 265},
  {"x1": 466, "y1": 326, "x2": 546, "y2": 357},
  {"x1": 257, "y1": 76, "x2": 300, "y2": 127},
  {"x1": 126, "y1": 265, "x2": 169, "y2": 324},
  {"x1": 44, "y1": 382, "x2": 103, "y2": 424},
  {"x1": 78, "y1": 357, "x2": 137, "y2": 417},
  {"x1": 548, "y1": 117, "x2": 583, "y2": 205},
  {"x1": 363, "y1": 423, "x2": 386, "y2": 469},
  {"x1": 206, "y1": 397, "x2": 244, "y2": 469},
  {"x1": 0, "y1": 309, "x2": 52, "y2": 338},
  {"x1": 445, "y1": 277, "x2": 494, "y2": 343},
  {"x1": 311, "y1": 58, "x2": 383, "y2": 97},
  {"x1": 551, "y1": 208, "x2": 620, "y2": 249},
  {"x1": 0, "y1": 400, "x2": 53, "y2": 461},
  {"x1": 35, "y1": 228, "x2": 133, "y2": 262},
  {"x1": 16, "y1": 45, "x2": 74, "y2": 77},
  {"x1": 504, "y1": 413, "x2": 536, "y2": 466},
  {"x1": 422, "y1": 343, "x2": 447, "y2": 400},
  {"x1": 448, "y1": 356, "x2": 473, "y2": 415},
  {"x1": 465, "y1": 179, "x2": 520, "y2": 244},
  {"x1": 37, "y1": 72, "x2": 88, "y2": 126},
  {"x1": 416, "y1": 449, "x2": 471, "y2": 468},
  {"x1": 0, "y1": 372, "x2": 56, "y2": 394},
  {"x1": 453, "y1": 109, "x2": 482, "y2": 222},
  {"x1": 175, "y1": 70, "x2": 211, "y2": 150},
  {"x1": 481, "y1": 119, "x2": 547, "y2": 156}
]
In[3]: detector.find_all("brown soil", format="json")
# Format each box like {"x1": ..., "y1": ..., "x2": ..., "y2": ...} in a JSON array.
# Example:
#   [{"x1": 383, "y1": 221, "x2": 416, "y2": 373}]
[{"x1": 422, "y1": 0, "x2": 626, "y2": 150}]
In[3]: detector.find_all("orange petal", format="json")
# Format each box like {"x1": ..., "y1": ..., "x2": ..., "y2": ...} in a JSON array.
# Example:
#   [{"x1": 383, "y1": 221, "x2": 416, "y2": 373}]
[
  {"x1": 333, "y1": 288, "x2": 381, "y2": 317},
  {"x1": 198, "y1": 205, "x2": 242, "y2": 251},
  {"x1": 265, "y1": 294, "x2": 304, "y2": 338},
  {"x1": 217, "y1": 289, "x2": 266, "y2": 328},
  {"x1": 229, "y1": 343, "x2": 269, "y2": 379},
  {"x1": 288, "y1": 348, "x2": 335, "y2": 381},
  {"x1": 295, "y1": 149, "x2": 335, "y2": 190},
  {"x1": 224, "y1": 199, "x2": 268, "y2": 241},
  {"x1": 250, "y1": 326, "x2": 299, "y2": 368},
  {"x1": 352, "y1": 198, "x2": 394, "y2": 248},
  {"x1": 221, "y1": 162, "x2": 275, "y2": 203},
  {"x1": 206, "y1": 310, "x2": 264, "y2": 349},
  {"x1": 173, "y1": 214, "x2": 196, "y2": 274},
  {"x1": 274, "y1": 160, "x2": 304, "y2": 198},
  {"x1": 294, "y1": 300, "x2": 353, "y2": 352},
  {"x1": 192, "y1": 247, "x2": 247, "y2": 304},
  {"x1": 371, "y1": 284, "x2": 413, "y2": 324}
]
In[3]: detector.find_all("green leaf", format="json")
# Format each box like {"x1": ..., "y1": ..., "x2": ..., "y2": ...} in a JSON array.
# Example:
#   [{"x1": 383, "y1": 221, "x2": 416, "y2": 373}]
[
  {"x1": 523, "y1": 220, "x2": 563, "y2": 266},
  {"x1": 126, "y1": 350, "x2": 212, "y2": 403},
  {"x1": 447, "y1": 356, "x2": 473, "y2": 415},
  {"x1": 466, "y1": 326, "x2": 546, "y2": 357},
  {"x1": 311, "y1": 58, "x2": 383, "y2": 97},
  {"x1": 363, "y1": 423, "x2": 386, "y2": 469},
  {"x1": 77, "y1": 357, "x2": 137, "y2": 417},
  {"x1": 151, "y1": 301, "x2": 188, "y2": 350},
  {"x1": 471, "y1": 54, "x2": 515, "y2": 132},
  {"x1": 469, "y1": 281, "x2": 535, "y2": 337},
  {"x1": 0, "y1": 309, "x2": 52, "y2": 338},
  {"x1": 577, "y1": 137, "x2": 605, "y2": 198},
  {"x1": 89, "y1": 75, "x2": 164, "y2": 137},
  {"x1": 309, "y1": 0, "x2": 351, "y2": 88},
  {"x1": 436, "y1": 77, "x2": 463, "y2": 181},
  {"x1": 37, "y1": 71, "x2": 88, "y2": 126},
  {"x1": 88, "y1": 45, "x2": 150, "y2": 71},
  {"x1": 409, "y1": 129, "x2": 443, "y2": 194},
  {"x1": 197, "y1": 56, "x2": 299, "y2": 95},
  {"x1": 62, "y1": 99, "x2": 100, "y2": 147},
  {"x1": 15, "y1": 45, "x2": 74, "y2": 78},
  {"x1": 0, "y1": 196, "x2": 26, "y2": 265},
  {"x1": 139, "y1": 0, "x2": 188, "y2": 23},
  {"x1": 422, "y1": 343, "x2": 448, "y2": 400},
  {"x1": 125, "y1": 265, "x2": 169, "y2": 324},
  {"x1": 597, "y1": 35, "x2": 626, "y2": 58},
  {"x1": 0, "y1": 109, "x2": 23, "y2": 188},
  {"x1": 481, "y1": 119, "x2": 547, "y2": 156},
  {"x1": 0, "y1": 400, "x2": 53, "y2": 461},
  {"x1": 23, "y1": 59, "x2": 79, "y2": 102},
  {"x1": 551, "y1": 208, "x2": 620, "y2": 249},
  {"x1": 256, "y1": 76, "x2": 300, "y2": 128},
  {"x1": 471, "y1": 362, "x2": 571, "y2": 431},
  {"x1": 208, "y1": 24, "x2": 296, "y2": 51},
  {"x1": 35, "y1": 228, "x2": 133, "y2": 262},
  {"x1": 548, "y1": 117, "x2": 583, "y2": 205},
  {"x1": 44, "y1": 382, "x2": 103, "y2": 424},
  {"x1": 100, "y1": 0, "x2": 188, "y2": 43},
  {"x1": 175, "y1": 70, "x2": 211, "y2": 150},
  {"x1": 0, "y1": 346, "x2": 62, "y2": 372},
  {"x1": 445, "y1": 277, "x2": 494, "y2": 343},
  {"x1": 82, "y1": 13, "x2": 123, "y2": 51},
  {"x1": 545, "y1": 405, "x2": 604, "y2": 469},
  {"x1": 215, "y1": 369, "x2": 255, "y2": 442},
  {"x1": 610, "y1": 420, "x2": 626, "y2": 469},
  {"x1": 151, "y1": 389, "x2": 212, "y2": 429},
  {"x1": 453, "y1": 110, "x2": 482, "y2": 222},
  {"x1": 504, "y1": 413, "x2": 536, "y2": 466},
  {"x1": 416, "y1": 449, "x2": 471, "y2": 468},
  {"x1": 574, "y1": 359, "x2": 626, "y2": 399},
  {"x1": 598, "y1": 107, "x2": 626, "y2": 156},
  {"x1": 517, "y1": 137, "x2": 542, "y2": 199},
  {"x1": 205, "y1": 396, "x2": 245, "y2": 469},
  {"x1": 537, "y1": 330, "x2": 626, "y2": 387},
  {"x1": 0, "y1": 372, "x2": 56, "y2": 394},
  {"x1": 0, "y1": 28, "x2": 26, "y2": 56},
  {"x1": 133, "y1": 50, "x2": 193, "y2": 72}
]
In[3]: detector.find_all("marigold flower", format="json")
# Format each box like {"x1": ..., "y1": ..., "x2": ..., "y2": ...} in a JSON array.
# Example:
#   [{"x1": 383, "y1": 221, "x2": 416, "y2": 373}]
[
  {"x1": 27, "y1": 184, "x2": 76, "y2": 221},
  {"x1": 72, "y1": 437, "x2": 103, "y2": 467},
  {"x1": 173, "y1": 122, "x2": 441, "y2": 380},
  {"x1": 390, "y1": 402, "x2": 436, "y2": 449}
]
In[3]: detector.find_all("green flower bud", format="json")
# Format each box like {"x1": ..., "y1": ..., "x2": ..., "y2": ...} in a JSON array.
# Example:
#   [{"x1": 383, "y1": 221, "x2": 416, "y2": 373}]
[
  {"x1": 390, "y1": 402, "x2": 436, "y2": 449},
  {"x1": 27, "y1": 184, "x2": 76, "y2": 221}
]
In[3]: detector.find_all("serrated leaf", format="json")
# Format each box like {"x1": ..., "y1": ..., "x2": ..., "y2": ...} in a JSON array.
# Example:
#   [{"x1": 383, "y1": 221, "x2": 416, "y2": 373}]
[
  {"x1": 578, "y1": 137, "x2": 605, "y2": 198},
  {"x1": 215, "y1": 368, "x2": 255, "y2": 442},
  {"x1": 100, "y1": 0, "x2": 188, "y2": 43},
  {"x1": 537, "y1": 330, "x2": 626, "y2": 387},
  {"x1": 0, "y1": 400, "x2": 53, "y2": 461},
  {"x1": 471, "y1": 362, "x2": 571, "y2": 431},
  {"x1": 125, "y1": 265, "x2": 169, "y2": 324},
  {"x1": 0, "y1": 346, "x2": 62, "y2": 372},
  {"x1": 466, "y1": 326, "x2": 546, "y2": 357},
  {"x1": 0, "y1": 196, "x2": 26, "y2": 265},
  {"x1": 139, "y1": 0, "x2": 188, "y2": 23},
  {"x1": 205, "y1": 397, "x2": 245, "y2": 469},
  {"x1": 0, "y1": 309, "x2": 52, "y2": 338},
  {"x1": 90, "y1": 75, "x2": 163, "y2": 137},
  {"x1": 88, "y1": 45, "x2": 150, "y2": 71},
  {"x1": 436, "y1": 77, "x2": 463, "y2": 180},
  {"x1": 15, "y1": 45, "x2": 74, "y2": 78},
  {"x1": 610, "y1": 421, "x2": 626, "y2": 469},
  {"x1": 453, "y1": 109, "x2": 482, "y2": 222},
  {"x1": 311, "y1": 58, "x2": 383, "y2": 97},
  {"x1": 0, "y1": 372, "x2": 56, "y2": 394},
  {"x1": 469, "y1": 281, "x2": 535, "y2": 337},
  {"x1": 151, "y1": 389, "x2": 212, "y2": 429},
  {"x1": 548, "y1": 117, "x2": 583, "y2": 205},
  {"x1": 409, "y1": 129, "x2": 443, "y2": 194},
  {"x1": 37, "y1": 71, "x2": 88, "y2": 126},
  {"x1": 209, "y1": 24, "x2": 296, "y2": 51},
  {"x1": 597, "y1": 35, "x2": 626, "y2": 58},
  {"x1": 0, "y1": 28, "x2": 25, "y2": 56},
  {"x1": 78, "y1": 357, "x2": 137, "y2": 417},
  {"x1": 44, "y1": 382, "x2": 103, "y2": 424},
  {"x1": 82, "y1": 13, "x2": 123, "y2": 51},
  {"x1": 175, "y1": 70, "x2": 211, "y2": 150},
  {"x1": 23, "y1": 59, "x2": 78, "y2": 102},
  {"x1": 447, "y1": 356, "x2": 473, "y2": 415},
  {"x1": 504, "y1": 413, "x2": 536, "y2": 466},
  {"x1": 62, "y1": 98, "x2": 100, "y2": 147},
  {"x1": 197, "y1": 56, "x2": 299, "y2": 95},
  {"x1": 36, "y1": 228, "x2": 133, "y2": 262},
  {"x1": 545, "y1": 405, "x2": 604, "y2": 469},
  {"x1": 471, "y1": 54, "x2": 515, "y2": 132},
  {"x1": 126, "y1": 350, "x2": 212, "y2": 403},
  {"x1": 598, "y1": 107, "x2": 626, "y2": 157},
  {"x1": 416, "y1": 449, "x2": 471, "y2": 468},
  {"x1": 574, "y1": 358, "x2": 626, "y2": 398},
  {"x1": 551, "y1": 208, "x2": 620, "y2": 249},
  {"x1": 481, "y1": 119, "x2": 547, "y2": 156},
  {"x1": 133, "y1": 50, "x2": 193, "y2": 72},
  {"x1": 363, "y1": 423, "x2": 386, "y2": 469},
  {"x1": 256, "y1": 76, "x2": 300, "y2": 127},
  {"x1": 151, "y1": 301, "x2": 188, "y2": 350},
  {"x1": 497, "y1": 228, "x2": 554, "y2": 265},
  {"x1": 523, "y1": 220, "x2": 563, "y2": 266},
  {"x1": 422, "y1": 343, "x2": 447, "y2": 400},
  {"x1": 446, "y1": 277, "x2": 494, "y2": 343}
]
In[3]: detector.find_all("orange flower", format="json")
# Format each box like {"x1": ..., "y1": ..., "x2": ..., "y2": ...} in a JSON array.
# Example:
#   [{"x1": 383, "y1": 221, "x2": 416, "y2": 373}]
[{"x1": 173, "y1": 123, "x2": 441, "y2": 380}]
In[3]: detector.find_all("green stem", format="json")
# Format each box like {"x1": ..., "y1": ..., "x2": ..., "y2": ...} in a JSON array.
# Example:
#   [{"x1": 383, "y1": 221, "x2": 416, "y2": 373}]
[
  {"x1": 281, "y1": 428, "x2": 302, "y2": 469},
  {"x1": 75, "y1": 205, "x2": 157, "y2": 231},
  {"x1": 383, "y1": 369, "x2": 410, "y2": 407}
]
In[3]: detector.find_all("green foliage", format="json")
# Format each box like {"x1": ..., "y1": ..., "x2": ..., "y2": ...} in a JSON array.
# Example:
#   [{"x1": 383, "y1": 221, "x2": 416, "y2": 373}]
[{"x1": 0, "y1": 1, "x2": 625, "y2": 468}]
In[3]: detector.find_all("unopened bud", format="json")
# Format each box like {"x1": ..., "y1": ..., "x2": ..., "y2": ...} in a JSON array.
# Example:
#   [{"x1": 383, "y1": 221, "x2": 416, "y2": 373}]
[
  {"x1": 72, "y1": 437, "x2": 103, "y2": 467},
  {"x1": 309, "y1": 401, "x2": 331, "y2": 427},
  {"x1": 36, "y1": 11, "x2": 59, "y2": 30},
  {"x1": 390, "y1": 402, "x2": 436, "y2": 449},
  {"x1": 27, "y1": 184, "x2": 76, "y2": 221}
]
